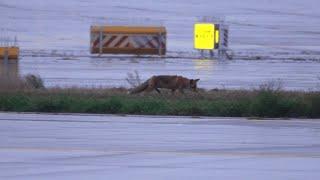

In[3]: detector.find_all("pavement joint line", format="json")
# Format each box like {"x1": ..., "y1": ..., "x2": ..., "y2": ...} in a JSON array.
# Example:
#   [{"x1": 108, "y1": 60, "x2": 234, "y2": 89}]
[{"x1": 1, "y1": 147, "x2": 319, "y2": 158}]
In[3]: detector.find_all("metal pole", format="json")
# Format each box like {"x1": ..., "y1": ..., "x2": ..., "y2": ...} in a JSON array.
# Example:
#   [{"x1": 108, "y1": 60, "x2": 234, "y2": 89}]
[
  {"x1": 4, "y1": 48, "x2": 9, "y2": 77},
  {"x1": 209, "y1": 50, "x2": 214, "y2": 59},
  {"x1": 200, "y1": 50, "x2": 204, "y2": 59},
  {"x1": 14, "y1": 36, "x2": 18, "y2": 47}
]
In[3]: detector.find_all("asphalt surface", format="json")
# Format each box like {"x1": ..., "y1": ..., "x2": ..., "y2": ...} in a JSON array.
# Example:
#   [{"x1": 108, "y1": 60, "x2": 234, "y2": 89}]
[
  {"x1": 0, "y1": 112, "x2": 319, "y2": 180},
  {"x1": 13, "y1": 57, "x2": 319, "y2": 90}
]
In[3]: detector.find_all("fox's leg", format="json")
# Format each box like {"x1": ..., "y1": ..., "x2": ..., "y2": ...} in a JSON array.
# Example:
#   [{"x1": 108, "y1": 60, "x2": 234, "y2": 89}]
[
  {"x1": 145, "y1": 86, "x2": 154, "y2": 93},
  {"x1": 178, "y1": 88, "x2": 185, "y2": 94},
  {"x1": 144, "y1": 80, "x2": 155, "y2": 93},
  {"x1": 155, "y1": 88, "x2": 161, "y2": 94}
]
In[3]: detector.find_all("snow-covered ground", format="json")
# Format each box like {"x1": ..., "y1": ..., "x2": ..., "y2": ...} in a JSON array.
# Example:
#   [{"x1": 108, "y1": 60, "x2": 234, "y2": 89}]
[
  {"x1": 1, "y1": 0, "x2": 320, "y2": 89},
  {"x1": 0, "y1": 112, "x2": 320, "y2": 180}
]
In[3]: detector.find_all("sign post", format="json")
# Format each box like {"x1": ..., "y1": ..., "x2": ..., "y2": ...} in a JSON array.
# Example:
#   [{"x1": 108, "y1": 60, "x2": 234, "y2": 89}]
[
  {"x1": 194, "y1": 18, "x2": 229, "y2": 59},
  {"x1": 0, "y1": 30, "x2": 20, "y2": 78}
]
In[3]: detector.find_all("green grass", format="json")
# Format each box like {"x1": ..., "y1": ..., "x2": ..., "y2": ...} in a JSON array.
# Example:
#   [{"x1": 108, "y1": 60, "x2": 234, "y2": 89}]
[{"x1": 0, "y1": 88, "x2": 319, "y2": 118}]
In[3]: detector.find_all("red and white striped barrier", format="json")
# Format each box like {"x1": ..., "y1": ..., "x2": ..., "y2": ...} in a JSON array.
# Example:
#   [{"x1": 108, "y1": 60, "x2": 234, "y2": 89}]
[{"x1": 90, "y1": 26, "x2": 166, "y2": 55}]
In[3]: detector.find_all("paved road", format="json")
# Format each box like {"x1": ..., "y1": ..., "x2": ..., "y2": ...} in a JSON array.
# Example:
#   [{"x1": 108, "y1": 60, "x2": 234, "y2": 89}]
[{"x1": 0, "y1": 112, "x2": 320, "y2": 180}]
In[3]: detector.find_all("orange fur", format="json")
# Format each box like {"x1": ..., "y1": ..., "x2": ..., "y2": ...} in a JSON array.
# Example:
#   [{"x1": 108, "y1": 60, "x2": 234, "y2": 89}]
[{"x1": 129, "y1": 75, "x2": 199, "y2": 94}]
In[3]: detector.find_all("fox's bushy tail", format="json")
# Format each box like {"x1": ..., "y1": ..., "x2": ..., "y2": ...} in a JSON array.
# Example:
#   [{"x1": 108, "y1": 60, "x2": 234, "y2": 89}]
[{"x1": 129, "y1": 80, "x2": 149, "y2": 94}]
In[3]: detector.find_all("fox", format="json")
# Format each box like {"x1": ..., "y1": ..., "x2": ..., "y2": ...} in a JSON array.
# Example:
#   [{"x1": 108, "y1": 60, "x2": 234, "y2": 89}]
[{"x1": 129, "y1": 75, "x2": 200, "y2": 94}]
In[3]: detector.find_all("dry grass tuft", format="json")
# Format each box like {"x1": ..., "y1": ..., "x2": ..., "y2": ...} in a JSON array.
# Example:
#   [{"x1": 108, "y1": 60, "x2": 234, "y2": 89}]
[
  {"x1": 24, "y1": 74, "x2": 45, "y2": 89},
  {"x1": 126, "y1": 70, "x2": 141, "y2": 88},
  {"x1": 0, "y1": 74, "x2": 45, "y2": 91}
]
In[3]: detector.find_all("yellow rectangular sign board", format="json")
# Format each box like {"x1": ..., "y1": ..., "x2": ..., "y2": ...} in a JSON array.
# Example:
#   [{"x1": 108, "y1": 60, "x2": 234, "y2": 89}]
[{"x1": 194, "y1": 23, "x2": 215, "y2": 50}]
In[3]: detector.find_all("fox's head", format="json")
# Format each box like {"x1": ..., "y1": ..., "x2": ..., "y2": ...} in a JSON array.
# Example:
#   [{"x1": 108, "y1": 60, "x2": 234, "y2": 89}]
[{"x1": 190, "y1": 79, "x2": 200, "y2": 92}]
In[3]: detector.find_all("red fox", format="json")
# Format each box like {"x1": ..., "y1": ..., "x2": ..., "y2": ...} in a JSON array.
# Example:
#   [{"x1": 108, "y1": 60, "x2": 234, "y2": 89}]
[{"x1": 129, "y1": 75, "x2": 200, "y2": 94}]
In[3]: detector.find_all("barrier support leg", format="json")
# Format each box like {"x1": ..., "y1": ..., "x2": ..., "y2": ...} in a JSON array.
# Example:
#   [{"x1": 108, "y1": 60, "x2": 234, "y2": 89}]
[
  {"x1": 200, "y1": 50, "x2": 204, "y2": 58},
  {"x1": 99, "y1": 29, "x2": 103, "y2": 56},
  {"x1": 209, "y1": 50, "x2": 214, "y2": 59}
]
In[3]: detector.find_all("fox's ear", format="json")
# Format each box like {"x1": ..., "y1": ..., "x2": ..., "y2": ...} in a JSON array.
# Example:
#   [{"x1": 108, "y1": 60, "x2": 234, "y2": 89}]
[{"x1": 195, "y1": 79, "x2": 200, "y2": 82}]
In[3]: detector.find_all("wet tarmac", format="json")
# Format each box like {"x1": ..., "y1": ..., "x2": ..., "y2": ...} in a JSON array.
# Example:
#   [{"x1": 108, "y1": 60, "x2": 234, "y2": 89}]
[
  {"x1": 0, "y1": 112, "x2": 319, "y2": 180},
  {"x1": 1, "y1": 0, "x2": 320, "y2": 90},
  {"x1": 16, "y1": 56, "x2": 320, "y2": 90}
]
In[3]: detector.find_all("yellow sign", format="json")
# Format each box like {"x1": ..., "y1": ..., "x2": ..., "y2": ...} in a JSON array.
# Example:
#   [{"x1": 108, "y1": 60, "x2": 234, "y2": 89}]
[{"x1": 194, "y1": 23, "x2": 215, "y2": 50}]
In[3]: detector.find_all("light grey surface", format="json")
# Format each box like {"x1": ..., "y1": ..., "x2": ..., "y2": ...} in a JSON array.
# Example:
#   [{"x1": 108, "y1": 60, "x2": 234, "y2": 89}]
[
  {"x1": 1, "y1": 0, "x2": 320, "y2": 53},
  {"x1": 0, "y1": 112, "x2": 320, "y2": 180},
  {"x1": 16, "y1": 57, "x2": 320, "y2": 90},
  {"x1": 1, "y1": 0, "x2": 320, "y2": 90}
]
